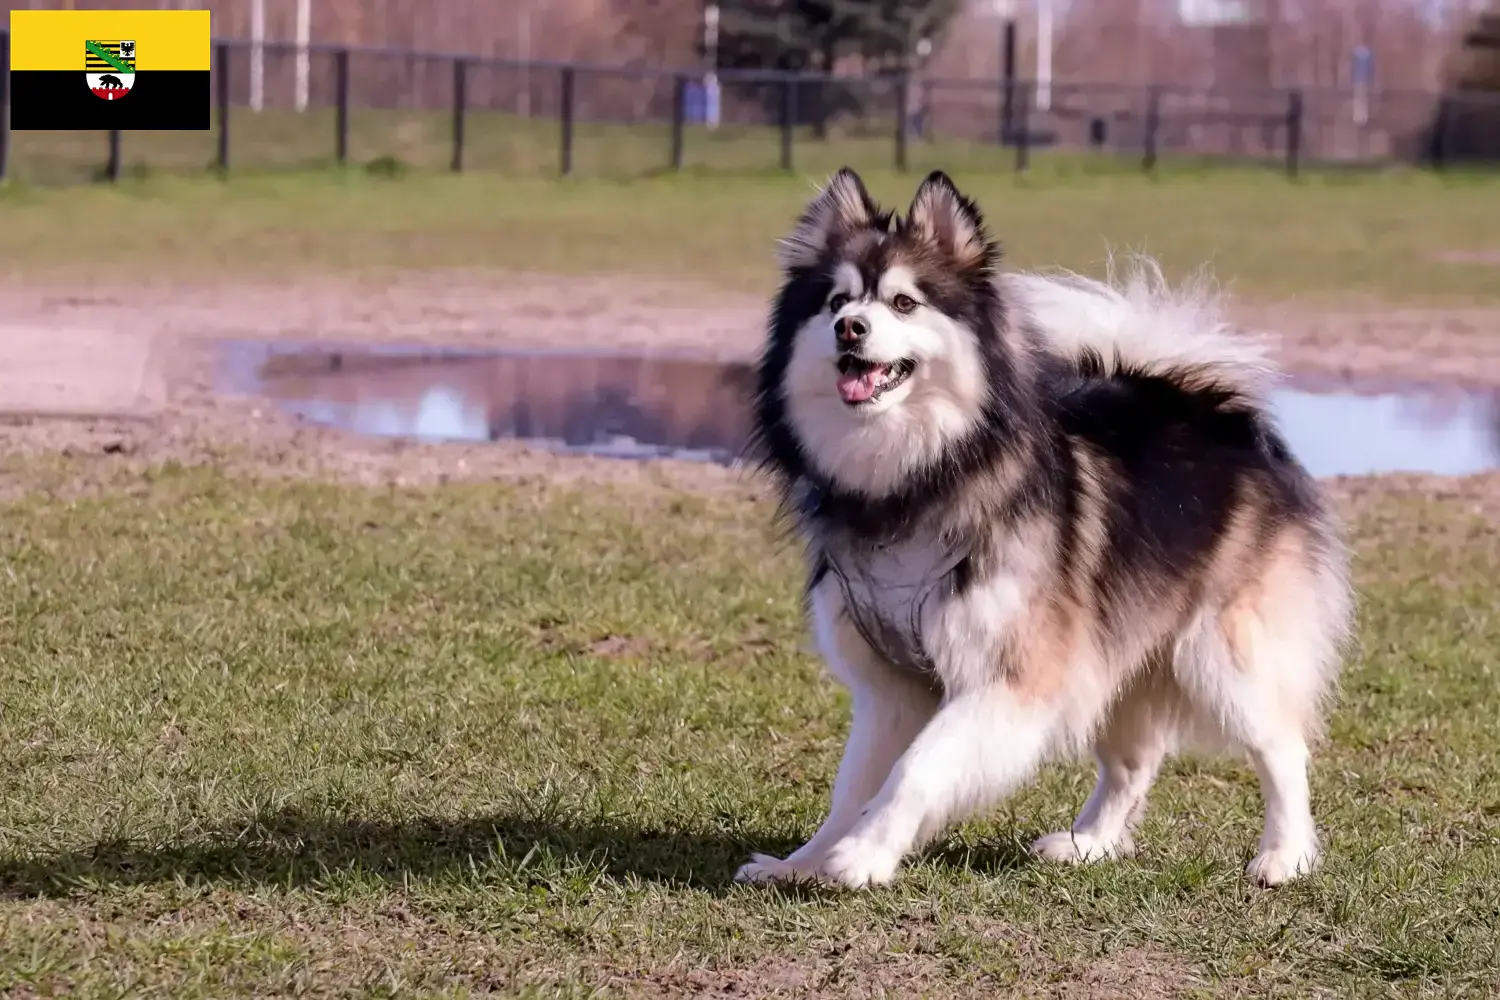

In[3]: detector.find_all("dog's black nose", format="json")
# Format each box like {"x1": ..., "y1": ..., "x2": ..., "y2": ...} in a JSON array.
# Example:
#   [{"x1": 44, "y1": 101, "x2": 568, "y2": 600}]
[{"x1": 835, "y1": 315, "x2": 869, "y2": 345}]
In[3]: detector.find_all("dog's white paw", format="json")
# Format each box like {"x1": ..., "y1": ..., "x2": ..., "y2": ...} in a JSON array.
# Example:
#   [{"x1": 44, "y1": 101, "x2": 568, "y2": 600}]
[
  {"x1": 817, "y1": 836, "x2": 902, "y2": 889},
  {"x1": 1031, "y1": 829, "x2": 1135, "y2": 864},
  {"x1": 1246, "y1": 842, "x2": 1319, "y2": 887},
  {"x1": 734, "y1": 853, "x2": 820, "y2": 886}
]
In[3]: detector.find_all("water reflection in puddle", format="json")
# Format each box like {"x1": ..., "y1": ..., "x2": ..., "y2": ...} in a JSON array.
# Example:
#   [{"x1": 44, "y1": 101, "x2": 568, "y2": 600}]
[
  {"x1": 213, "y1": 340, "x2": 1500, "y2": 479},
  {"x1": 1275, "y1": 376, "x2": 1500, "y2": 478}
]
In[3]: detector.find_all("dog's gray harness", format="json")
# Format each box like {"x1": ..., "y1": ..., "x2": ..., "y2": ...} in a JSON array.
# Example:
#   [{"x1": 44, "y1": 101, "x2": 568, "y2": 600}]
[{"x1": 802, "y1": 485, "x2": 969, "y2": 679}]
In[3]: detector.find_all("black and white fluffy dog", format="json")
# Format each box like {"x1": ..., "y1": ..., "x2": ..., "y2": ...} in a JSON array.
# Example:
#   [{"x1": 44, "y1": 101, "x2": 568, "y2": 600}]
[{"x1": 735, "y1": 168, "x2": 1353, "y2": 889}]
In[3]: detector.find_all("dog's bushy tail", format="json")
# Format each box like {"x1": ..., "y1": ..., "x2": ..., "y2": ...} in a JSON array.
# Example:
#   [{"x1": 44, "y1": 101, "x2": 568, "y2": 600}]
[{"x1": 1007, "y1": 254, "x2": 1277, "y2": 408}]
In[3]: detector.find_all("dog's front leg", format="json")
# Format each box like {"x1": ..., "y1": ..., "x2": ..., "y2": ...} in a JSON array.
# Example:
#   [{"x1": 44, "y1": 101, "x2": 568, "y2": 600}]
[
  {"x1": 735, "y1": 584, "x2": 939, "y2": 885},
  {"x1": 816, "y1": 685, "x2": 1056, "y2": 888}
]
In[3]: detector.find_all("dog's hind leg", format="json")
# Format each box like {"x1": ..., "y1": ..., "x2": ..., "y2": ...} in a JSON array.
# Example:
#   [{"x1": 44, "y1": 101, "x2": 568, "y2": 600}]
[
  {"x1": 1177, "y1": 622, "x2": 1323, "y2": 885},
  {"x1": 1240, "y1": 732, "x2": 1321, "y2": 886},
  {"x1": 735, "y1": 586, "x2": 940, "y2": 885},
  {"x1": 1033, "y1": 665, "x2": 1178, "y2": 864},
  {"x1": 812, "y1": 683, "x2": 1060, "y2": 888},
  {"x1": 1174, "y1": 531, "x2": 1348, "y2": 887}
]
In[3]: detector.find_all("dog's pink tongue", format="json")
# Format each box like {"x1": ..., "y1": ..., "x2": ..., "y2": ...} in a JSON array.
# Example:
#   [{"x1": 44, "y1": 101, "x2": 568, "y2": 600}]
[{"x1": 837, "y1": 369, "x2": 881, "y2": 403}]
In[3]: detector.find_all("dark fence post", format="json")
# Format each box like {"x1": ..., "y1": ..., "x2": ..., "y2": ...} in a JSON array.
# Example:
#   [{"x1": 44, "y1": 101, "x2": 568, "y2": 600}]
[
  {"x1": 670, "y1": 74, "x2": 687, "y2": 171},
  {"x1": 1143, "y1": 86, "x2": 1161, "y2": 173},
  {"x1": 1013, "y1": 83, "x2": 1030, "y2": 173},
  {"x1": 1284, "y1": 89, "x2": 1303, "y2": 177},
  {"x1": 334, "y1": 49, "x2": 350, "y2": 164},
  {"x1": 0, "y1": 31, "x2": 10, "y2": 183},
  {"x1": 451, "y1": 58, "x2": 467, "y2": 172},
  {"x1": 1430, "y1": 97, "x2": 1450, "y2": 170},
  {"x1": 559, "y1": 66, "x2": 576, "y2": 176},
  {"x1": 779, "y1": 77, "x2": 795, "y2": 171},
  {"x1": 894, "y1": 72, "x2": 909, "y2": 172},
  {"x1": 105, "y1": 129, "x2": 122, "y2": 182},
  {"x1": 215, "y1": 42, "x2": 230, "y2": 172},
  {"x1": 999, "y1": 19, "x2": 1016, "y2": 144}
]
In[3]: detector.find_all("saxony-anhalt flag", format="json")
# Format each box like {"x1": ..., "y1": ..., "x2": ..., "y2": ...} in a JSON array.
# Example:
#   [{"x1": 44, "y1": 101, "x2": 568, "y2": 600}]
[{"x1": 8, "y1": 9, "x2": 210, "y2": 129}]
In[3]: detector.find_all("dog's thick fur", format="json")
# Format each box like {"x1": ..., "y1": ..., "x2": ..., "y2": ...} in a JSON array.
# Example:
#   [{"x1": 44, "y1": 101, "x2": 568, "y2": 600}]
[{"x1": 736, "y1": 168, "x2": 1354, "y2": 889}]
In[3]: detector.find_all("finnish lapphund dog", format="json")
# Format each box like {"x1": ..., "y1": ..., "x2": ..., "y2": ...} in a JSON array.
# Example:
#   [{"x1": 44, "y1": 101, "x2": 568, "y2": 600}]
[{"x1": 736, "y1": 168, "x2": 1353, "y2": 889}]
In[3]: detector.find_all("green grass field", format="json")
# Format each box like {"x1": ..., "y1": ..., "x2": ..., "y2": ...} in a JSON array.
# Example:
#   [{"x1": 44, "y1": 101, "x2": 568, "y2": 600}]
[
  {"x1": 2, "y1": 161, "x2": 1499, "y2": 996},
  {"x1": 2, "y1": 163, "x2": 1499, "y2": 305},
  {"x1": 0, "y1": 468, "x2": 1496, "y2": 997}
]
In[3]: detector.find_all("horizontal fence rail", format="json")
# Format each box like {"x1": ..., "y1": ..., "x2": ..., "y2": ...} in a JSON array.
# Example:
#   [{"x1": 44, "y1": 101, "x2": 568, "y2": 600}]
[{"x1": 1, "y1": 32, "x2": 1498, "y2": 185}]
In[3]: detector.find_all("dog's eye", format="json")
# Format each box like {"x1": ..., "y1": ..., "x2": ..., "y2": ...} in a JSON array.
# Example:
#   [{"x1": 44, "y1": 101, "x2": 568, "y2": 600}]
[
  {"x1": 828, "y1": 293, "x2": 850, "y2": 313},
  {"x1": 891, "y1": 294, "x2": 919, "y2": 314}
]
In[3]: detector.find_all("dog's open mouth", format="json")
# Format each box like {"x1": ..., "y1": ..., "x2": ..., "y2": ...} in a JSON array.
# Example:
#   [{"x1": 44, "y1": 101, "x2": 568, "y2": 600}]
[{"x1": 836, "y1": 356, "x2": 917, "y2": 405}]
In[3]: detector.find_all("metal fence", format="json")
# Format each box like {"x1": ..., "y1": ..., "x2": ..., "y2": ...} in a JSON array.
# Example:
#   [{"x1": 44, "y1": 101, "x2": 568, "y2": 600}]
[{"x1": 2, "y1": 34, "x2": 1499, "y2": 185}]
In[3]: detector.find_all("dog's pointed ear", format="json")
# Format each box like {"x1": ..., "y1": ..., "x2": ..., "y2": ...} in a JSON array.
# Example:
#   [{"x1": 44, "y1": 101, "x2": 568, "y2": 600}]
[
  {"x1": 776, "y1": 167, "x2": 879, "y2": 272},
  {"x1": 906, "y1": 171, "x2": 1000, "y2": 274}
]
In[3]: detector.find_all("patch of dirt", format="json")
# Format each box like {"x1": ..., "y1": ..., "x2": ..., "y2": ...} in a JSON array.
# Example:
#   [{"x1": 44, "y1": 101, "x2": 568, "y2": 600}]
[
  {"x1": 0, "y1": 270, "x2": 765, "y2": 356},
  {"x1": 1431, "y1": 250, "x2": 1500, "y2": 267},
  {"x1": 0, "y1": 271, "x2": 1497, "y2": 502},
  {"x1": 1, "y1": 895, "x2": 1203, "y2": 999},
  {"x1": 598, "y1": 929, "x2": 1202, "y2": 999},
  {"x1": 586, "y1": 634, "x2": 654, "y2": 659},
  {"x1": 1325, "y1": 471, "x2": 1500, "y2": 570},
  {"x1": 1328, "y1": 471, "x2": 1500, "y2": 518},
  {"x1": 1248, "y1": 303, "x2": 1500, "y2": 388}
]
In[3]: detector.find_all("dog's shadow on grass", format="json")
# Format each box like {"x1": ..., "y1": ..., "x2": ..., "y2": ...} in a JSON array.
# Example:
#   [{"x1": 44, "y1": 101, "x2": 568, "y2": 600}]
[
  {"x1": 0, "y1": 808, "x2": 803, "y2": 899},
  {"x1": 0, "y1": 808, "x2": 1045, "y2": 900}
]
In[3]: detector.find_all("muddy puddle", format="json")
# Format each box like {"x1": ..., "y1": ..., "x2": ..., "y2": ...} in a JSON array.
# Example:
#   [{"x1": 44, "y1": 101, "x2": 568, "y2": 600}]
[{"x1": 213, "y1": 340, "x2": 1500, "y2": 479}]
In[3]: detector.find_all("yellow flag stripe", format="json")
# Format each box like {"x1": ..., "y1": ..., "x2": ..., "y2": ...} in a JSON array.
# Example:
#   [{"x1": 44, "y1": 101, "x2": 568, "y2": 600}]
[{"x1": 8, "y1": 10, "x2": 210, "y2": 71}]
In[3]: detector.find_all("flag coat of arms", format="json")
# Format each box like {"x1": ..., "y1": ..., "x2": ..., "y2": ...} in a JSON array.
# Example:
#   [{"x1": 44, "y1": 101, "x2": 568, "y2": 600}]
[
  {"x1": 8, "y1": 10, "x2": 210, "y2": 130},
  {"x1": 86, "y1": 40, "x2": 137, "y2": 100}
]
